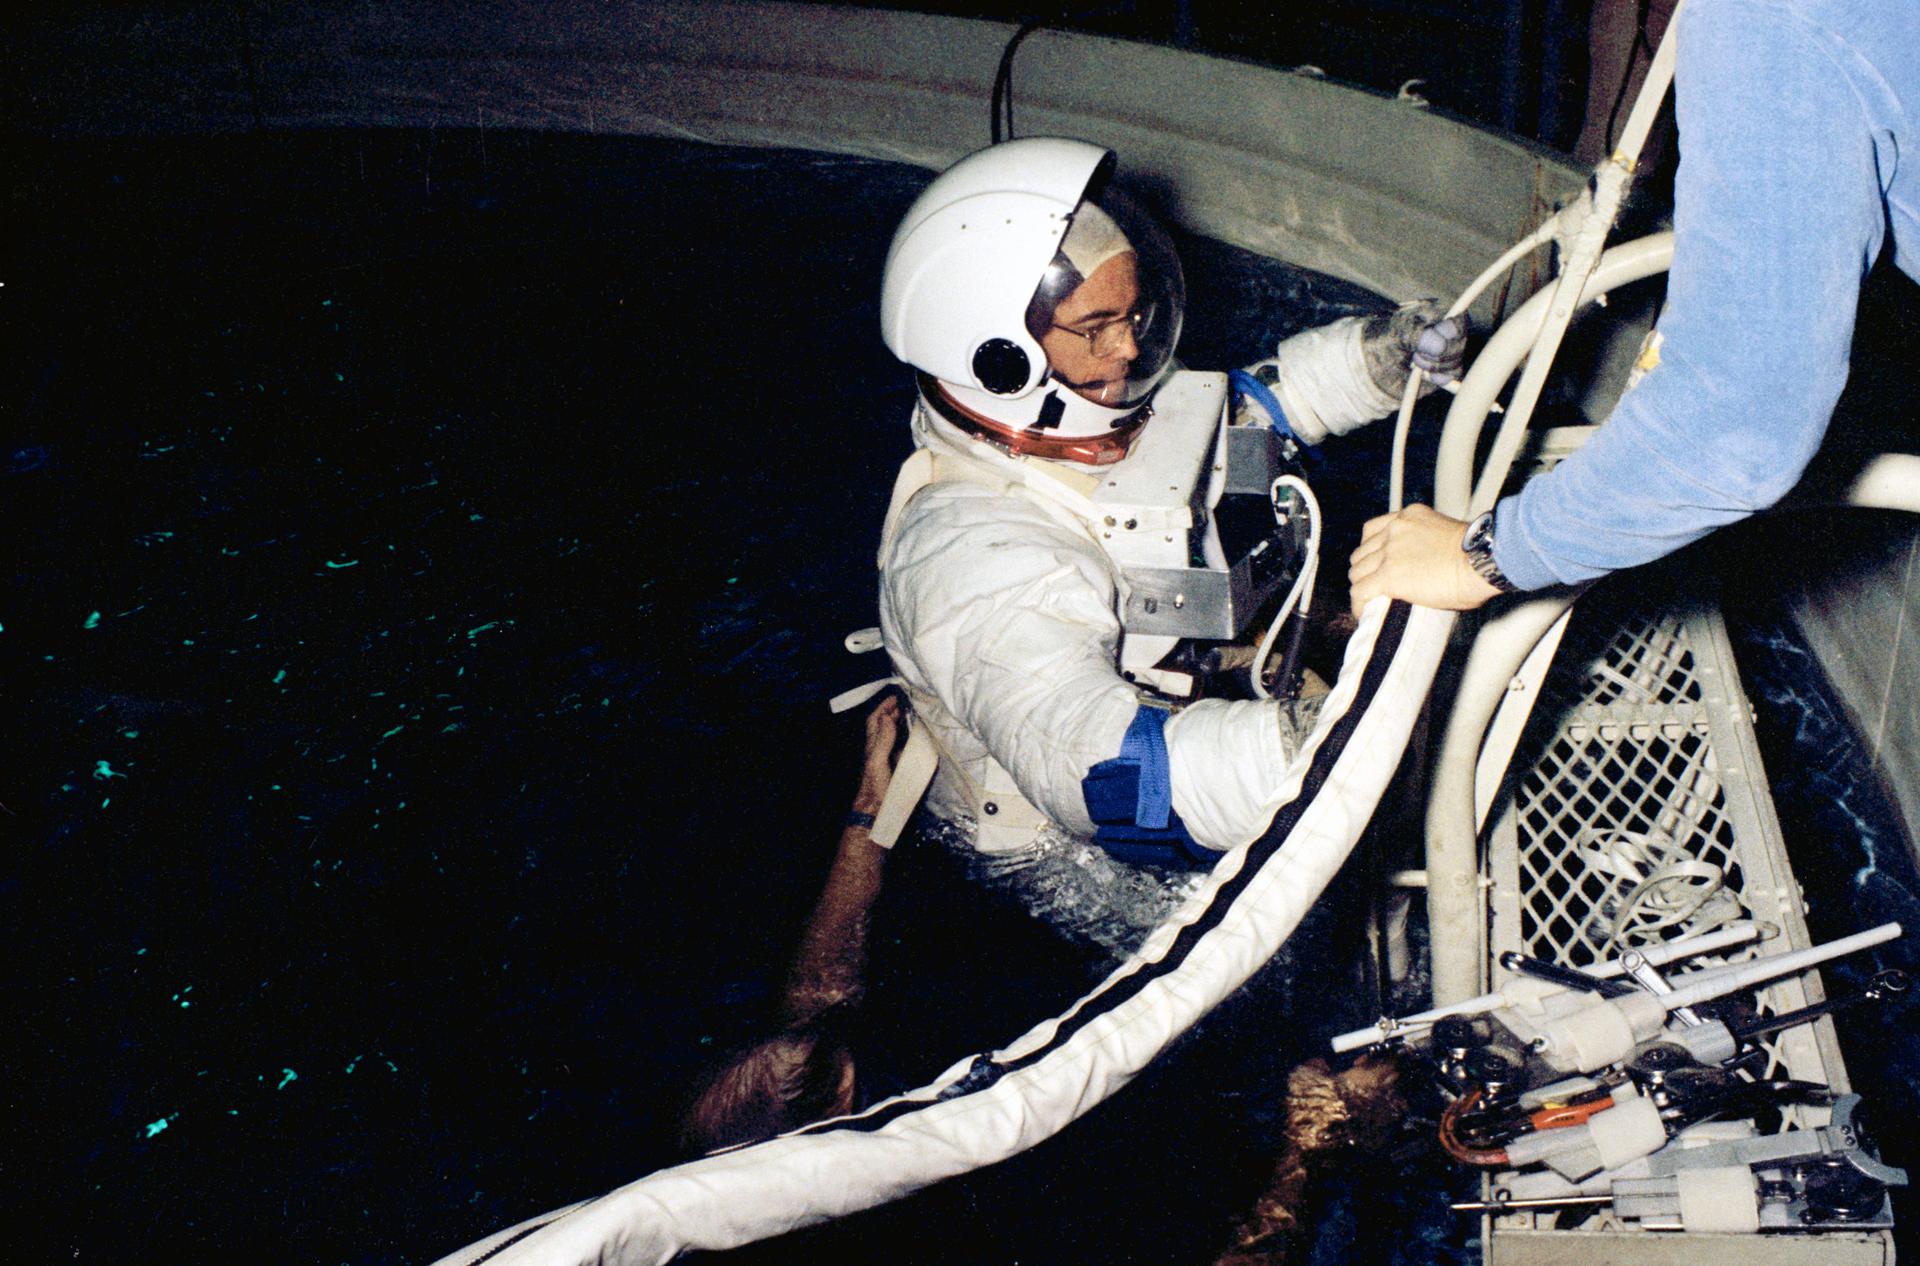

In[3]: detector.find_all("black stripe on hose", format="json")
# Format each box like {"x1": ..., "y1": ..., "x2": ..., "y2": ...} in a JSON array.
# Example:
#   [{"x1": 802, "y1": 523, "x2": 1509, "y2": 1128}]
[
  {"x1": 464, "y1": 1217, "x2": 563, "y2": 1265},
  {"x1": 786, "y1": 598, "x2": 1415, "y2": 1140}
]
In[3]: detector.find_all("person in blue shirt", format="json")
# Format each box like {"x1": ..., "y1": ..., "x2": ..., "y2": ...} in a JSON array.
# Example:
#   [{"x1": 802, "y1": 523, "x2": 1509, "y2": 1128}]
[{"x1": 1348, "y1": 0, "x2": 1916, "y2": 613}]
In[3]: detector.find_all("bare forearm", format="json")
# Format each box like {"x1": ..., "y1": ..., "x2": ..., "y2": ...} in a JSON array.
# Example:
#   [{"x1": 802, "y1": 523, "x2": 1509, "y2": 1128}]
[{"x1": 781, "y1": 826, "x2": 887, "y2": 1025}]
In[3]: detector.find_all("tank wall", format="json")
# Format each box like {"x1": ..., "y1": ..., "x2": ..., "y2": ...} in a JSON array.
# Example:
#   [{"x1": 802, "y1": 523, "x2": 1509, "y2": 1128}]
[
  {"x1": 9, "y1": 1, "x2": 1583, "y2": 327},
  {"x1": 1789, "y1": 523, "x2": 1920, "y2": 864}
]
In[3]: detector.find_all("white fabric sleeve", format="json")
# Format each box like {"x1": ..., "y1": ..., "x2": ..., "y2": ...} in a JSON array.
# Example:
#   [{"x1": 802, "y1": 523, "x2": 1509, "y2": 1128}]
[
  {"x1": 1163, "y1": 697, "x2": 1295, "y2": 849},
  {"x1": 880, "y1": 482, "x2": 1296, "y2": 848},
  {"x1": 1261, "y1": 316, "x2": 1402, "y2": 445}
]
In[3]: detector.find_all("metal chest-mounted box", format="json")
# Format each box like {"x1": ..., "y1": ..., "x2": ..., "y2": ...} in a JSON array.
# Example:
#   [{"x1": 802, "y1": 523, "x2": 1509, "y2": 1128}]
[{"x1": 1104, "y1": 378, "x2": 1309, "y2": 644}]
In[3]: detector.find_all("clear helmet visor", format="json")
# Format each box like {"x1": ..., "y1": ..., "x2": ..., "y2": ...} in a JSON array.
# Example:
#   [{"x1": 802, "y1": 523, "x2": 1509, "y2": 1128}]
[{"x1": 1024, "y1": 188, "x2": 1185, "y2": 411}]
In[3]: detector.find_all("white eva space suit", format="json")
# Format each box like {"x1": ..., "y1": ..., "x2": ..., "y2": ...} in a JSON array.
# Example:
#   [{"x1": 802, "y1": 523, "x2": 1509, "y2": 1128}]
[{"x1": 875, "y1": 138, "x2": 1460, "y2": 862}]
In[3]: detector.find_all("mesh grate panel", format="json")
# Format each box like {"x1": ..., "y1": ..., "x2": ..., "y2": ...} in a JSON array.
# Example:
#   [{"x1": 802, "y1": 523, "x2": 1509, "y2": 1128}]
[
  {"x1": 1484, "y1": 582, "x2": 1863, "y2": 1257},
  {"x1": 1515, "y1": 722, "x2": 1744, "y2": 968},
  {"x1": 1546, "y1": 611, "x2": 1705, "y2": 710}
]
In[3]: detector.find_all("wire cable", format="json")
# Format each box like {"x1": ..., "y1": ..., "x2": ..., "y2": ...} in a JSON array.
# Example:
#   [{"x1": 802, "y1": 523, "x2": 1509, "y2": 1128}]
[
  {"x1": 1250, "y1": 474, "x2": 1322, "y2": 700},
  {"x1": 990, "y1": 20, "x2": 1048, "y2": 143},
  {"x1": 1438, "y1": 1089, "x2": 1512, "y2": 1167}
]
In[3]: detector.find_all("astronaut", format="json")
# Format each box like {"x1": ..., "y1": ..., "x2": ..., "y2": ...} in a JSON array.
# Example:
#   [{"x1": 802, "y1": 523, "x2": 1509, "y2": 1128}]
[{"x1": 875, "y1": 137, "x2": 1461, "y2": 882}]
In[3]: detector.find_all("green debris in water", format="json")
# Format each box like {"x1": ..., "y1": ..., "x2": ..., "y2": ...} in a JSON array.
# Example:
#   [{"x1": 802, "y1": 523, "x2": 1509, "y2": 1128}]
[
  {"x1": 324, "y1": 559, "x2": 359, "y2": 570},
  {"x1": 144, "y1": 1116, "x2": 174, "y2": 1139},
  {"x1": 94, "y1": 760, "x2": 126, "y2": 780},
  {"x1": 277, "y1": 1068, "x2": 298, "y2": 1091},
  {"x1": 83, "y1": 611, "x2": 102, "y2": 629},
  {"x1": 273, "y1": 669, "x2": 286, "y2": 684}
]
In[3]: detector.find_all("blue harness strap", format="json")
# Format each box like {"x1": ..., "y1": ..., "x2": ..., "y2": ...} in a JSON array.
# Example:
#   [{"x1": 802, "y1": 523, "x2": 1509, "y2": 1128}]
[
  {"x1": 1228, "y1": 368, "x2": 1317, "y2": 466},
  {"x1": 1081, "y1": 704, "x2": 1208, "y2": 864}
]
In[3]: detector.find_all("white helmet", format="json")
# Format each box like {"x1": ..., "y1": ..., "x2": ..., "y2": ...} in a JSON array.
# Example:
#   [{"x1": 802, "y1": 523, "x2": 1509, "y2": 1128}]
[{"x1": 880, "y1": 138, "x2": 1185, "y2": 465}]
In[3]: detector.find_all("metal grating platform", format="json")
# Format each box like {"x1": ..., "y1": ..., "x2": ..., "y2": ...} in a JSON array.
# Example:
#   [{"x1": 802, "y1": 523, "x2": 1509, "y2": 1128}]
[
  {"x1": 1512, "y1": 613, "x2": 1745, "y2": 972},
  {"x1": 1480, "y1": 583, "x2": 1890, "y2": 1263}
]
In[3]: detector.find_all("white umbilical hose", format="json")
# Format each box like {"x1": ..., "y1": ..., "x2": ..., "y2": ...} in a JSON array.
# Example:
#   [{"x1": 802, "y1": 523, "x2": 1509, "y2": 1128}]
[{"x1": 1250, "y1": 473, "x2": 1322, "y2": 700}]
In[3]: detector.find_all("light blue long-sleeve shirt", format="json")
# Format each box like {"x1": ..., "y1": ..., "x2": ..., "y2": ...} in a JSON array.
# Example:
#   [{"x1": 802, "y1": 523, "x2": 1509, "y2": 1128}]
[{"x1": 1494, "y1": 0, "x2": 1917, "y2": 591}]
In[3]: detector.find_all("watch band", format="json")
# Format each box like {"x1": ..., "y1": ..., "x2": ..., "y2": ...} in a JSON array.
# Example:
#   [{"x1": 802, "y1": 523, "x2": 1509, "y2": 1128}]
[{"x1": 1462, "y1": 511, "x2": 1519, "y2": 594}]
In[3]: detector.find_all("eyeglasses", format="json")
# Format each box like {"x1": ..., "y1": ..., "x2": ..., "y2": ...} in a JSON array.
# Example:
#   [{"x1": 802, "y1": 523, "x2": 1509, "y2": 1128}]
[{"x1": 1050, "y1": 304, "x2": 1154, "y2": 358}]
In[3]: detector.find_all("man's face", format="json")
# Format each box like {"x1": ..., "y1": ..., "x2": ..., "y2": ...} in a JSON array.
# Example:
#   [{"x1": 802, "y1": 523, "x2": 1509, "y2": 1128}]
[{"x1": 1039, "y1": 251, "x2": 1141, "y2": 405}]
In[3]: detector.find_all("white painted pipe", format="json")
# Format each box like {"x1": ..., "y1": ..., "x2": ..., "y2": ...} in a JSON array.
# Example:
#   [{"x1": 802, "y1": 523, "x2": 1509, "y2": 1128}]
[
  {"x1": 1424, "y1": 593, "x2": 1580, "y2": 1001},
  {"x1": 1432, "y1": 232, "x2": 1677, "y2": 517},
  {"x1": 1423, "y1": 232, "x2": 1677, "y2": 1004},
  {"x1": 1660, "y1": 922, "x2": 1902, "y2": 1012},
  {"x1": 1844, "y1": 454, "x2": 1920, "y2": 514}
]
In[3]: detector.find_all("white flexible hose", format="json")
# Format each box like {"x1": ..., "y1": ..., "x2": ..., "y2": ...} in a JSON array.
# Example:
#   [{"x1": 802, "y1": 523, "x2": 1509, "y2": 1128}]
[
  {"x1": 1387, "y1": 213, "x2": 1569, "y2": 511},
  {"x1": 1250, "y1": 473, "x2": 1322, "y2": 700}
]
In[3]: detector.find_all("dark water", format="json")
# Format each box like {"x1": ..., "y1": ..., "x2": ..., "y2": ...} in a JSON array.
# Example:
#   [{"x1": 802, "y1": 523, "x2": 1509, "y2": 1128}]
[
  {"x1": 5, "y1": 130, "x2": 1912, "y2": 1264},
  {"x1": 2, "y1": 132, "x2": 1440, "y2": 1264}
]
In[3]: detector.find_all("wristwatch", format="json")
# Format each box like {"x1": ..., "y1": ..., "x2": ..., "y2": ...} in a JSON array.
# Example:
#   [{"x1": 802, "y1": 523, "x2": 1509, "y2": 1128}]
[{"x1": 1461, "y1": 511, "x2": 1518, "y2": 594}]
